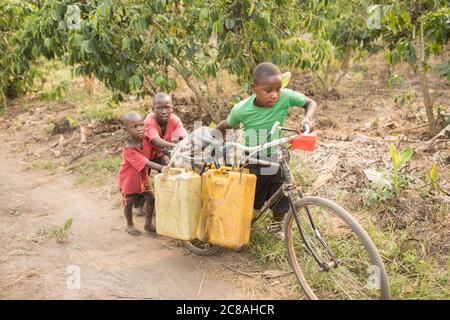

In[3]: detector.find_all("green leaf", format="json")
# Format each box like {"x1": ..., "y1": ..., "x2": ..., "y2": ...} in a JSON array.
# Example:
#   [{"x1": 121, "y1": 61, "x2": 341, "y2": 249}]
[
  {"x1": 429, "y1": 163, "x2": 437, "y2": 181},
  {"x1": 44, "y1": 38, "x2": 52, "y2": 49},
  {"x1": 248, "y1": 1, "x2": 255, "y2": 17},
  {"x1": 199, "y1": 8, "x2": 209, "y2": 20},
  {"x1": 212, "y1": 19, "x2": 223, "y2": 34},
  {"x1": 97, "y1": 1, "x2": 112, "y2": 17},
  {"x1": 398, "y1": 148, "x2": 413, "y2": 166},
  {"x1": 51, "y1": 3, "x2": 64, "y2": 22},
  {"x1": 155, "y1": 75, "x2": 165, "y2": 87},
  {"x1": 387, "y1": 74, "x2": 404, "y2": 90},
  {"x1": 281, "y1": 71, "x2": 291, "y2": 88},
  {"x1": 389, "y1": 144, "x2": 398, "y2": 167},
  {"x1": 81, "y1": 40, "x2": 92, "y2": 54},
  {"x1": 64, "y1": 218, "x2": 73, "y2": 232},
  {"x1": 435, "y1": 60, "x2": 450, "y2": 80},
  {"x1": 31, "y1": 45, "x2": 41, "y2": 58},
  {"x1": 66, "y1": 115, "x2": 78, "y2": 126},
  {"x1": 129, "y1": 75, "x2": 142, "y2": 91}
]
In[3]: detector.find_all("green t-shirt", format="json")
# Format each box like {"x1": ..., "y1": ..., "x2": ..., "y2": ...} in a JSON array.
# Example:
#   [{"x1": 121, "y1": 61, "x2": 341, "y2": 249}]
[{"x1": 226, "y1": 88, "x2": 307, "y2": 155}]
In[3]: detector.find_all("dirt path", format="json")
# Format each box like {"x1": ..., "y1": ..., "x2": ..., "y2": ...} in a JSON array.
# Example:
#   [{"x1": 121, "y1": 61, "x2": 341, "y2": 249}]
[{"x1": 0, "y1": 149, "x2": 248, "y2": 300}]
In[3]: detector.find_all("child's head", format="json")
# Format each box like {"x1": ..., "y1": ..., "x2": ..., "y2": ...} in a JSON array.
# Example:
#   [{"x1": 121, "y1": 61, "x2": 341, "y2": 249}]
[
  {"x1": 251, "y1": 62, "x2": 282, "y2": 107},
  {"x1": 122, "y1": 111, "x2": 144, "y2": 140},
  {"x1": 153, "y1": 92, "x2": 173, "y2": 125}
]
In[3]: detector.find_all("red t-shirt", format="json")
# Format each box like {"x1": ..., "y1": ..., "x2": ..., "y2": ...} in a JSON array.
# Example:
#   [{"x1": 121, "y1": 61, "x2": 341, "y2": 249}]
[
  {"x1": 118, "y1": 144, "x2": 149, "y2": 195},
  {"x1": 142, "y1": 136, "x2": 153, "y2": 160},
  {"x1": 144, "y1": 113, "x2": 187, "y2": 159}
]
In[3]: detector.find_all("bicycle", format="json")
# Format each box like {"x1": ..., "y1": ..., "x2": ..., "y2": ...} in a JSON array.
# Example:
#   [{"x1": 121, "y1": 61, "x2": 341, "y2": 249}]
[{"x1": 171, "y1": 123, "x2": 391, "y2": 300}]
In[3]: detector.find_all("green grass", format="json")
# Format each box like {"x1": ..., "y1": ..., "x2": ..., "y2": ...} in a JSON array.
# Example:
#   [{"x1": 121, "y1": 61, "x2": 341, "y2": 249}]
[
  {"x1": 289, "y1": 153, "x2": 317, "y2": 191},
  {"x1": 36, "y1": 218, "x2": 73, "y2": 243},
  {"x1": 246, "y1": 213, "x2": 290, "y2": 270},
  {"x1": 81, "y1": 103, "x2": 116, "y2": 120},
  {"x1": 72, "y1": 156, "x2": 121, "y2": 186},
  {"x1": 357, "y1": 208, "x2": 449, "y2": 299},
  {"x1": 30, "y1": 160, "x2": 57, "y2": 170},
  {"x1": 245, "y1": 201, "x2": 449, "y2": 299},
  {"x1": 4, "y1": 201, "x2": 24, "y2": 217}
]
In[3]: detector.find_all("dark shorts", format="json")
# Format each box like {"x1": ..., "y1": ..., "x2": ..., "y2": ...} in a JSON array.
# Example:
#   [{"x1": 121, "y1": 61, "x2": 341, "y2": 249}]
[
  {"x1": 247, "y1": 164, "x2": 290, "y2": 218},
  {"x1": 121, "y1": 187, "x2": 153, "y2": 207}
]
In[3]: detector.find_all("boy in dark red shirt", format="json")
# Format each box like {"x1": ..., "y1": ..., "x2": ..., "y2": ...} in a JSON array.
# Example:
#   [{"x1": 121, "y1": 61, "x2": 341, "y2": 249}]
[
  {"x1": 144, "y1": 93, "x2": 187, "y2": 166},
  {"x1": 118, "y1": 111, "x2": 166, "y2": 236}
]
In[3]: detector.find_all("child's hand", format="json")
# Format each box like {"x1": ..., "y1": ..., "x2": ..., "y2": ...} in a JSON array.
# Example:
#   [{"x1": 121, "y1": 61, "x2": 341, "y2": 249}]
[
  {"x1": 300, "y1": 117, "x2": 314, "y2": 133},
  {"x1": 161, "y1": 146, "x2": 173, "y2": 156}
]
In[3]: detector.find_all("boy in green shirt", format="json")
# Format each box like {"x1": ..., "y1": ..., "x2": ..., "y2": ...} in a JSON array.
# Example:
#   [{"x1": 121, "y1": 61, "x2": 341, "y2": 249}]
[{"x1": 216, "y1": 62, "x2": 317, "y2": 234}]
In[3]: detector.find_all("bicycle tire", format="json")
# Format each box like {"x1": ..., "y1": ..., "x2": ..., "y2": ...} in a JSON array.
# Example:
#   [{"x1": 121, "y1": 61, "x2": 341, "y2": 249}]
[
  {"x1": 182, "y1": 239, "x2": 222, "y2": 256},
  {"x1": 285, "y1": 196, "x2": 391, "y2": 300}
]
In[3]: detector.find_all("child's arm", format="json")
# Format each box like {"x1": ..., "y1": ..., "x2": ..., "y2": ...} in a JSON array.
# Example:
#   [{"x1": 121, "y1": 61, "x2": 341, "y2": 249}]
[
  {"x1": 301, "y1": 97, "x2": 317, "y2": 132},
  {"x1": 150, "y1": 137, "x2": 175, "y2": 149},
  {"x1": 216, "y1": 120, "x2": 241, "y2": 139},
  {"x1": 217, "y1": 105, "x2": 241, "y2": 140},
  {"x1": 216, "y1": 120, "x2": 232, "y2": 137},
  {"x1": 145, "y1": 159, "x2": 165, "y2": 172}
]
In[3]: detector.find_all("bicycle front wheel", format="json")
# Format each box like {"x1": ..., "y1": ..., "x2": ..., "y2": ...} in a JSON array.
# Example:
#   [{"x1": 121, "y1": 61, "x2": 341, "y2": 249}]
[{"x1": 285, "y1": 196, "x2": 390, "y2": 300}]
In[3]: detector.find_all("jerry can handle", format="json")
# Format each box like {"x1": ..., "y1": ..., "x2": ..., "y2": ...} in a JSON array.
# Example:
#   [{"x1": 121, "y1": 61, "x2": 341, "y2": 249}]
[
  {"x1": 169, "y1": 168, "x2": 185, "y2": 175},
  {"x1": 213, "y1": 167, "x2": 229, "y2": 177}
]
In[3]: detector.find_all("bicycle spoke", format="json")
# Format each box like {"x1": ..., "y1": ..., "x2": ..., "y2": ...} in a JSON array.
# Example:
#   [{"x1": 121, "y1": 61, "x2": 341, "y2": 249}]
[{"x1": 286, "y1": 198, "x2": 388, "y2": 300}]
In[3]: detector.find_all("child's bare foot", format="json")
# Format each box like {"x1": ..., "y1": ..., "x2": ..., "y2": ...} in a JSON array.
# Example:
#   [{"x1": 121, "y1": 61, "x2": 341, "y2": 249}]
[
  {"x1": 144, "y1": 224, "x2": 156, "y2": 233},
  {"x1": 127, "y1": 225, "x2": 141, "y2": 236}
]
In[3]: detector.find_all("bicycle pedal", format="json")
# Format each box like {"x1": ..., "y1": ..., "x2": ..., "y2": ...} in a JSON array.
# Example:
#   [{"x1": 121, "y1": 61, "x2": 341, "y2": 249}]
[{"x1": 266, "y1": 222, "x2": 282, "y2": 233}]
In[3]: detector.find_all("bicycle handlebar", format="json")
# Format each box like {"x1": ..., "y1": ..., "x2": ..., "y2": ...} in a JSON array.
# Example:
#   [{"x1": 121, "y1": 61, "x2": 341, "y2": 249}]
[
  {"x1": 251, "y1": 158, "x2": 280, "y2": 169},
  {"x1": 172, "y1": 123, "x2": 312, "y2": 169},
  {"x1": 303, "y1": 123, "x2": 311, "y2": 135},
  {"x1": 270, "y1": 121, "x2": 281, "y2": 136}
]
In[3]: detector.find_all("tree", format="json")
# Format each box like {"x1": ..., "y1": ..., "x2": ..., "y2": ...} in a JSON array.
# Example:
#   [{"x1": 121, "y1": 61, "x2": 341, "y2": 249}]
[
  {"x1": 0, "y1": 0, "x2": 35, "y2": 110},
  {"x1": 380, "y1": 0, "x2": 450, "y2": 134},
  {"x1": 17, "y1": 0, "x2": 312, "y2": 121}
]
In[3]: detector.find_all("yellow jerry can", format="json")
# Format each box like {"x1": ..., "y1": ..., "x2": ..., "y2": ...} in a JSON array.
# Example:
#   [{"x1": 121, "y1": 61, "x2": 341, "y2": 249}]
[
  {"x1": 155, "y1": 168, "x2": 202, "y2": 240},
  {"x1": 197, "y1": 167, "x2": 257, "y2": 249}
]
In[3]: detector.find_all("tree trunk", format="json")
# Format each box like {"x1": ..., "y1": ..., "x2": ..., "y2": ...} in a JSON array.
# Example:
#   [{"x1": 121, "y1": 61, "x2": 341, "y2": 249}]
[
  {"x1": 172, "y1": 60, "x2": 221, "y2": 123},
  {"x1": 418, "y1": 21, "x2": 437, "y2": 135},
  {"x1": 419, "y1": 70, "x2": 436, "y2": 135},
  {"x1": 84, "y1": 76, "x2": 95, "y2": 95},
  {"x1": 323, "y1": 59, "x2": 331, "y2": 95},
  {"x1": 1, "y1": 91, "x2": 7, "y2": 111},
  {"x1": 332, "y1": 33, "x2": 354, "y2": 89},
  {"x1": 181, "y1": 74, "x2": 220, "y2": 123}
]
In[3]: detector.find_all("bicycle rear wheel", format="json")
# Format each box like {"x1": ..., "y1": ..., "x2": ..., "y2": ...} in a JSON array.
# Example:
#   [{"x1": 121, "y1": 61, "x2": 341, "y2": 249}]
[
  {"x1": 182, "y1": 239, "x2": 222, "y2": 256},
  {"x1": 285, "y1": 196, "x2": 390, "y2": 300}
]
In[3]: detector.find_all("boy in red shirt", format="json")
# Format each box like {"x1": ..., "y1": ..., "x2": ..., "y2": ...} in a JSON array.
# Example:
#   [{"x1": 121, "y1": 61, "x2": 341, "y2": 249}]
[
  {"x1": 118, "y1": 111, "x2": 166, "y2": 236},
  {"x1": 144, "y1": 93, "x2": 187, "y2": 166}
]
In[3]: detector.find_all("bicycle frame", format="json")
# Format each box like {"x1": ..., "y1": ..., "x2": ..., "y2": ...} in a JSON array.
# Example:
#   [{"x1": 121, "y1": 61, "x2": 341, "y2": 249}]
[
  {"x1": 222, "y1": 126, "x2": 340, "y2": 272},
  {"x1": 178, "y1": 124, "x2": 339, "y2": 272}
]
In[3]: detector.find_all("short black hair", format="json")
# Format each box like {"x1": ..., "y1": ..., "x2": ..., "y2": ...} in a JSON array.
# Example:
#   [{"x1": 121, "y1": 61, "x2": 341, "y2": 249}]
[
  {"x1": 122, "y1": 111, "x2": 142, "y2": 126},
  {"x1": 153, "y1": 92, "x2": 171, "y2": 106},
  {"x1": 252, "y1": 62, "x2": 281, "y2": 84}
]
